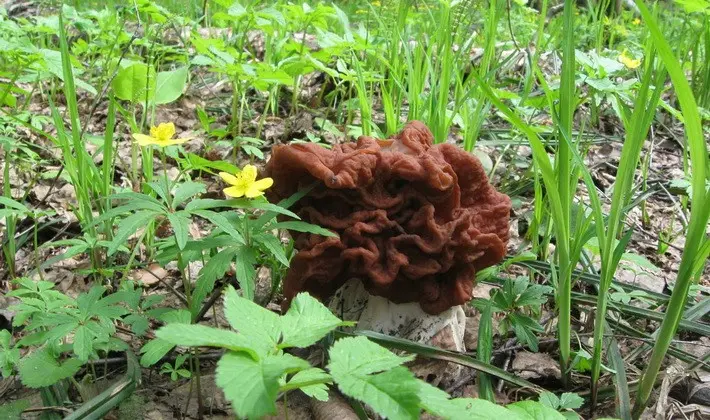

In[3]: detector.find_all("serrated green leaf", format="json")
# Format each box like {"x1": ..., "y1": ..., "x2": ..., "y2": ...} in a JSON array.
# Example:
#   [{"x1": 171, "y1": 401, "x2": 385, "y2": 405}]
[
  {"x1": 328, "y1": 336, "x2": 414, "y2": 376},
  {"x1": 155, "y1": 324, "x2": 257, "y2": 359},
  {"x1": 223, "y1": 285, "x2": 280, "y2": 355},
  {"x1": 280, "y1": 293, "x2": 351, "y2": 348},
  {"x1": 285, "y1": 368, "x2": 331, "y2": 401},
  {"x1": 334, "y1": 365, "x2": 421, "y2": 420},
  {"x1": 507, "y1": 400, "x2": 567, "y2": 420},
  {"x1": 18, "y1": 348, "x2": 83, "y2": 388},
  {"x1": 216, "y1": 351, "x2": 309, "y2": 419}
]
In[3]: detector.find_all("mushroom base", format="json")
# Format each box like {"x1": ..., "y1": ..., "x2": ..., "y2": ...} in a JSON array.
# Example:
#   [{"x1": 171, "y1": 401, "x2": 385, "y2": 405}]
[{"x1": 329, "y1": 278, "x2": 467, "y2": 388}]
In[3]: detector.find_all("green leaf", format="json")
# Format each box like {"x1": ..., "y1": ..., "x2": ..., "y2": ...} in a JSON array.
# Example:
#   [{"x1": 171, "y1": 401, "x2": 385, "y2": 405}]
[
  {"x1": 328, "y1": 337, "x2": 420, "y2": 419},
  {"x1": 223, "y1": 285, "x2": 280, "y2": 355},
  {"x1": 335, "y1": 365, "x2": 421, "y2": 420},
  {"x1": 328, "y1": 336, "x2": 414, "y2": 376},
  {"x1": 235, "y1": 246, "x2": 257, "y2": 300},
  {"x1": 271, "y1": 221, "x2": 338, "y2": 237},
  {"x1": 172, "y1": 181, "x2": 206, "y2": 208},
  {"x1": 285, "y1": 368, "x2": 331, "y2": 401},
  {"x1": 216, "y1": 351, "x2": 309, "y2": 419},
  {"x1": 112, "y1": 62, "x2": 156, "y2": 104},
  {"x1": 418, "y1": 380, "x2": 520, "y2": 420},
  {"x1": 507, "y1": 400, "x2": 567, "y2": 420},
  {"x1": 191, "y1": 209, "x2": 245, "y2": 244},
  {"x1": 18, "y1": 348, "x2": 83, "y2": 388},
  {"x1": 154, "y1": 67, "x2": 188, "y2": 105},
  {"x1": 73, "y1": 325, "x2": 94, "y2": 362},
  {"x1": 167, "y1": 211, "x2": 191, "y2": 250},
  {"x1": 0, "y1": 399, "x2": 30, "y2": 419},
  {"x1": 139, "y1": 338, "x2": 175, "y2": 367},
  {"x1": 280, "y1": 293, "x2": 351, "y2": 348},
  {"x1": 155, "y1": 324, "x2": 257, "y2": 359},
  {"x1": 190, "y1": 247, "x2": 239, "y2": 317},
  {"x1": 557, "y1": 393, "x2": 584, "y2": 410},
  {"x1": 109, "y1": 210, "x2": 160, "y2": 255},
  {"x1": 254, "y1": 233, "x2": 290, "y2": 266}
]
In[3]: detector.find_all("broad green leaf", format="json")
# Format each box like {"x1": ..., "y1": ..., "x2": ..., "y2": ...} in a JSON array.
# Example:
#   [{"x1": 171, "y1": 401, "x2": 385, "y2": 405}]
[
  {"x1": 223, "y1": 286, "x2": 280, "y2": 355},
  {"x1": 328, "y1": 337, "x2": 421, "y2": 419},
  {"x1": 507, "y1": 400, "x2": 567, "y2": 420},
  {"x1": 190, "y1": 247, "x2": 239, "y2": 317},
  {"x1": 333, "y1": 365, "x2": 421, "y2": 420},
  {"x1": 0, "y1": 399, "x2": 30, "y2": 419},
  {"x1": 418, "y1": 379, "x2": 520, "y2": 420},
  {"x1": 18, "y1": 348, "x2": 83, "y2": 388},
  {"x1": 285, "y1": 368, "x2": 331, "y2": 401},
  {"x1": 216, "y1": 352, "x2": 309, "y2": 419},
  {"x1": 328, "y1": 336, "x2": 414, "y2": 376},
  {"x1": 154, "y1": 67, "x2": 188, "y2": 105},
  {"x1": 112, "y1": 62, "x2": 156, "y2": 104},
  {"x1": 155, "y1": 324, "x2": 257, "y2": 359},
  {"x1": 280, "y1": 293, "x2": 352, "y2": 348}
]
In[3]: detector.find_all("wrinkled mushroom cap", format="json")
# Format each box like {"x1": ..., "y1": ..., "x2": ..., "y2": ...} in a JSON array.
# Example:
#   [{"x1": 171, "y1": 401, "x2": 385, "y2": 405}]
[{"x1": 265, "y1": 121, "x2": 511, "y2": 314}]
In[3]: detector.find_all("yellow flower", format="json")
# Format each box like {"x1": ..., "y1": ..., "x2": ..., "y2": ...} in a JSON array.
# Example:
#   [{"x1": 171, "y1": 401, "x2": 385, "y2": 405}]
[
  {"x1": 619, "y1": 50, "x2": 641, "y2": 69},
  {"x1": 219, "y1": 165, "x2": 273, "y2": 198},
  {"x1": 632, "y1": 18, "x2": 641, "y2": 25},
  {"x1": 133, "y1": 122, "x2": 192, "y2": 147}
]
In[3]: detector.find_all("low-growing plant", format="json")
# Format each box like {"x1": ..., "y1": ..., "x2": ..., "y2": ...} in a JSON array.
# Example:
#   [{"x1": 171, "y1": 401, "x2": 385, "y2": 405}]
[
  {"x1": 155, "y1": 285, "x2": 573, "y2": 420},
  {"x1": 473, "y1": 276, "x2": 553, "y2": 352}
]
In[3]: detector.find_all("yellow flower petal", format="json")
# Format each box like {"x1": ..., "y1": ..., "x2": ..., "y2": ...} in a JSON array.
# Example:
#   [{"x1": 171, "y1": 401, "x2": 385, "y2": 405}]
[
  {"x1": 252, "y1": 177, "x2": 273, "y2": 191},
  {"x1": 164, "y1": 137, "x2": 192, "y2": 146},
  {"x1": 151, "y1": 122, "x2": 176, "y2": 142},
  {"x1": 241, "y1": 164, "x2": 258, "y2": 182},
  {"x1": 219, "y1": 172, "x2": 240, "y2": 186},
  {"x1": 224, "y1": 186, "x2": 247, "y2": 198},
  {"x1": 133, "y1": 133, "x2": 157, "y2": 146}
]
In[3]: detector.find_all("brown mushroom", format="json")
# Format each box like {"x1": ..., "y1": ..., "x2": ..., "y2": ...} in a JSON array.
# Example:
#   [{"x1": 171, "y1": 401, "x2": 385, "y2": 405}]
[{"x1": 265, "y1": 121, "x2": 511, "y2": 315}]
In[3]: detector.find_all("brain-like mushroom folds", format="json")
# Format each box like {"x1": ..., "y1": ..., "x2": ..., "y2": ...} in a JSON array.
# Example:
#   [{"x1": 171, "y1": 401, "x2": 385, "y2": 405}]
[{"x1": 265, "y1": 121, "x2": 511, "y2": 314}]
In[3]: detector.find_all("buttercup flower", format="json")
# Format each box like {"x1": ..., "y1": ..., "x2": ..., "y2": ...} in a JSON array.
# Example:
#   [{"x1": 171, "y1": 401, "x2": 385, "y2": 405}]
[
  {"x1": 133, "y1": 122, "x2": 192, "y2": 147},
  {"x1": 220, "y1": 165, "x2": 273, "y2": 198},
  {"x1": 632, "y1": 18, "x2": 641, "y2": 25},
  {"x1": 619, "y1": 50, "x2": 641, "y2": 69}
]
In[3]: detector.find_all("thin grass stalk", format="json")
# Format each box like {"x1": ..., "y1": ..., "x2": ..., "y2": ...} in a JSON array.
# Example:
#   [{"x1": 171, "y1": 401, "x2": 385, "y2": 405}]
[
  {"x1": 555, "y1": 0, "x2": 577, "y2": 387},
  {"x1": 58, "y1": 13, "x2": 96, "y2": 233},
  {"x1": 631, "y1": 0, "x2": 710, "y2": 416},
  {"x1": 477, "y1": 301, "x2": 495, "y2": 401},
  {"x1": 588, "y1": 46, "x2": 666, "y2": 409}
]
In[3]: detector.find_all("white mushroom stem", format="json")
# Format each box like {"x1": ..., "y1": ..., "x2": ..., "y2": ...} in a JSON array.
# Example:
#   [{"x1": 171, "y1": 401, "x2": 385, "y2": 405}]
[{"x1": 329, "y1": 279, "x2": 468, "y2": 387}]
